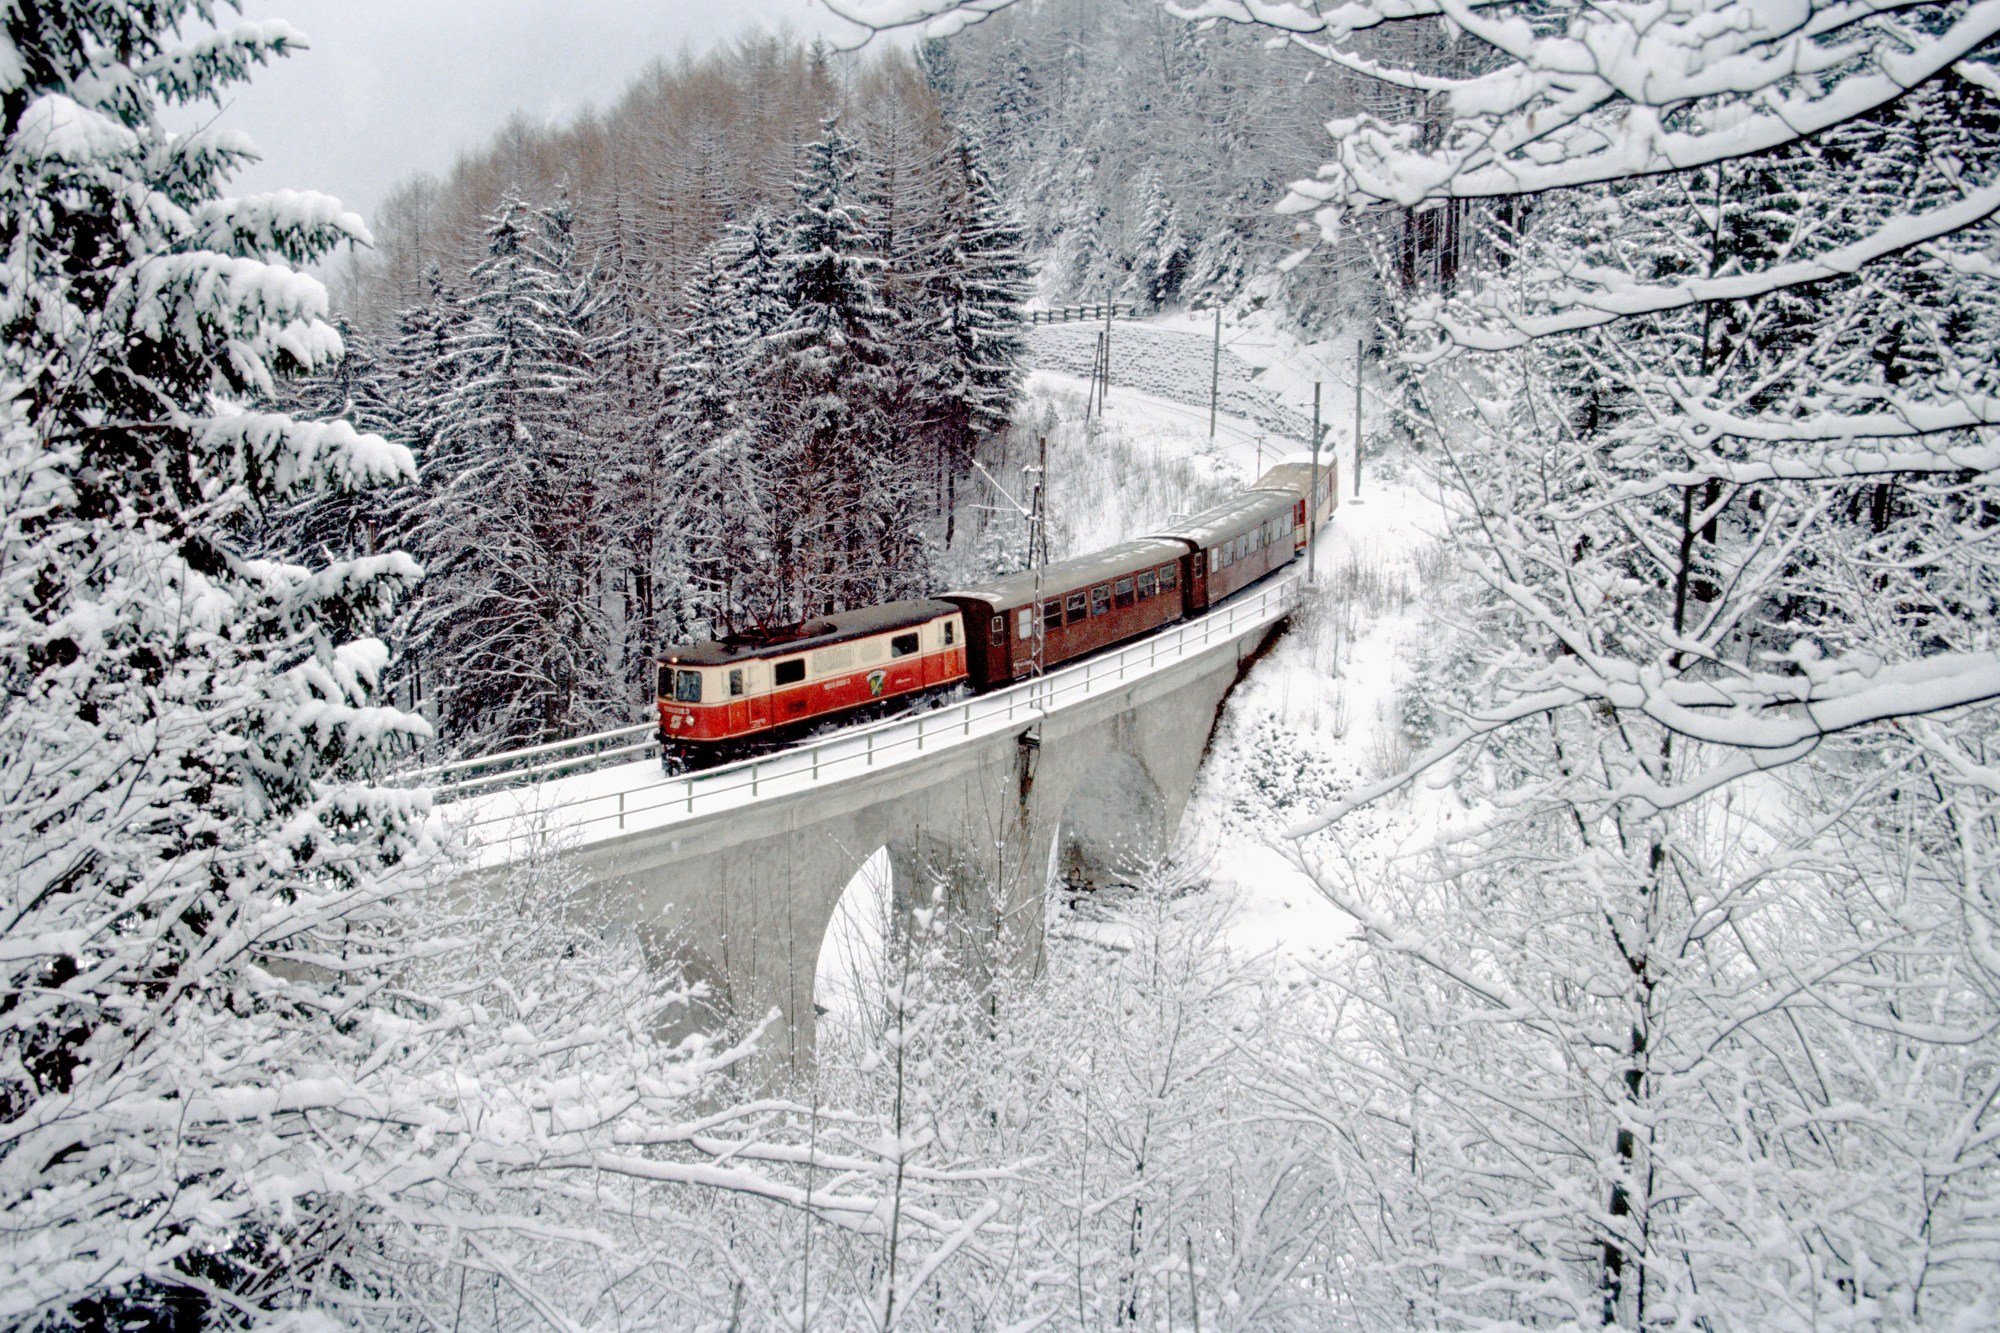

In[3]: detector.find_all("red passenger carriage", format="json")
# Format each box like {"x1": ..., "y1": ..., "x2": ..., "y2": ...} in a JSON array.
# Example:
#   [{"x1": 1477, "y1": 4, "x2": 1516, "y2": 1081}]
[
  {"x1": 940, "y1": 538, "x2": 1190, "y2": 689},
  {"x1": 1151, "y1": 489, "x2": 1300, "y2": 612},
  {"x1": 1251, "y1": 457, "x2": 1339, "y2": 553}
]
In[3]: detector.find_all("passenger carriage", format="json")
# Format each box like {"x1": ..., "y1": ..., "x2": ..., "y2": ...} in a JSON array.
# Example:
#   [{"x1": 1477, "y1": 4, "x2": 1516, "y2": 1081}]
[
  {"x1": 1151, "y1": 489, "x2": 1300, "y2": 612},
  {"x1": 1251, "y1": 457, "x2": 1338, "y2": 553},
  {"x1": 656, "y1": 599, "x2": 967, "y2": 759},
  {"x1": 940, "y1": 538, "x2": 1190, "y2": 690}
]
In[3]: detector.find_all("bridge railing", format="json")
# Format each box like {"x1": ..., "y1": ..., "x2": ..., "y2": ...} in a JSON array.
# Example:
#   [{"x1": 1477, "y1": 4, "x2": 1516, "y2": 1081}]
[
  {"x1": 450, "y1": 574, "x2": 1302, "y2": 852},
  {"x1": 1027, "y1": 303, "x2": 1137, "y2": 325},
  {"x1": 404, "y1": 722, "x2": 658, "y2": 797}
]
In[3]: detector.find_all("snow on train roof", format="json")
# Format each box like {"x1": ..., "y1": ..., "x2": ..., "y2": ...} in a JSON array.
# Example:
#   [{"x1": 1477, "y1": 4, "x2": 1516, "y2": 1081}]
[
  {"x1": 1254, "y1": 459, "x2": 1332, "y2": 489},
  {"x1": 662, "y1": 598, "x2": 959, "y2": 667},
  {"x1": 1150, "y1": 488, "x2": 1298, "y2": 547},
  {"x1": 940, "y1": 537, "x2": 1191, "y2": 610}
]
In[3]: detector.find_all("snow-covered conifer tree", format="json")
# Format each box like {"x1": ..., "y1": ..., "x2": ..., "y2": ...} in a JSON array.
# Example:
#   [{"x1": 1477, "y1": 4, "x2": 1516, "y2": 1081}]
[
  {"x1": 417, "y1": 195, "x2": 613, "y2": 748},
  {"x1": 767, "y1": 123, "x2": 914, "y2": 615},
  {"x1": 0, "y1": 5, "x2": 435, "y2": 1318},
  {"x1": 669, "y1": 248, "x2": 774, "y2": 635}
]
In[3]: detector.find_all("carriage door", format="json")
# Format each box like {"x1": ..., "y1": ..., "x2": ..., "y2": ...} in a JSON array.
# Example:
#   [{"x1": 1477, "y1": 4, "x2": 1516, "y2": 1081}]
[
  {"x1": 745, "y1": 665, "x2": 771, "y2": 732},
  {"x1": 724, "y1": 667, "x2": 749, "y2": 733},
  {"x1": 1011, "y1": 605, "x2": 1036, "y2": 675}
]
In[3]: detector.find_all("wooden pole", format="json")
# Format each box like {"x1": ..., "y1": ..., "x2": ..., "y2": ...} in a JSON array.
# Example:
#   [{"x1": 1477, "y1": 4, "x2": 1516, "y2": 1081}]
[
  {"x1": 1309, "y1": 381, "x2": 1322, "y2": 584},
  {"x1": 1353, "y1": 335, "x2": 1365, "y2": 501},
  {"x1": 1209, "y1": 305, "x2": 1221, "y2": 438}
]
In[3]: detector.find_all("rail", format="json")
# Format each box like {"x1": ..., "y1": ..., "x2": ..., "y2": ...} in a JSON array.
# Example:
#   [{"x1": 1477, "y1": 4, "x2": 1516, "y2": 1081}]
[
  {"x1": 1028, "y1": 303, "x2": 1137, "y2": 325},
  {"x1": 450, "y1": 574, "x2": 1301, "y2": 853}
]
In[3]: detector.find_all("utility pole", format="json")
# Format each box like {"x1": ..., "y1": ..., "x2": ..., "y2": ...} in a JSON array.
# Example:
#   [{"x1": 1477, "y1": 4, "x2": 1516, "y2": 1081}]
[
  {"x1": 1027, "y1": 438, "x2": 1048, "y2": 682},
  {"x1": 1101, "y1": 291, "x2": 1113, "y2": 398},
  {"x1": 1309, "y1": 381, "x2": 1322, "y2": 584},
  {"x1": 1208, "y1": 305, "x2": 1221, "y2": 438},
  {"x1": 1352, "y1": 335, "x2": 1366, "y2": 502}
]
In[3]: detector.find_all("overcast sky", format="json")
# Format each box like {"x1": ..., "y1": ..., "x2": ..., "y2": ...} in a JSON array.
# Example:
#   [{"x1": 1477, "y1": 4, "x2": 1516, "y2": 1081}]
[{"x1": 208, "y1": 1, "x2": 867, "y2": 225}]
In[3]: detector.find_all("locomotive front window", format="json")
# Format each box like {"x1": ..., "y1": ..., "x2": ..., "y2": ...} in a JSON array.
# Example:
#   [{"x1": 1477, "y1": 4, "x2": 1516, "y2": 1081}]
[
  {"x1": 1159, "y1": 564, "x2": 1178, "y2": 590},
  {"x1": 1066, "y1": 592, "x2": 1087, "y2": 622},
  {"x1": 674, "y1": 669, "x2": 703, "y2": 704},
  {"x1": 774, "y1": 658, "x2": 806, "y2": 687},
  {"x1": 657, "y1": 666, "x2": 672, "y2": 698},
  {"x1": 1138, "y1": 571, "x2": 1156, "y2": 599},
  {"x1": 1043, "y1": 600, "x2": 1064, "y2": 632},
  {"x1": 728, "y1": 668, "x2": 744, "y2": 698},
  {"x1": 1091, "y1": 585, "x2": 1110, "y2": 616},
  {"x1": 1114, "y1": 577, "x2": 1134, "y2": 608},
  {"x1": 891, "y1": 632, "x2": 920, "y2": 658}
]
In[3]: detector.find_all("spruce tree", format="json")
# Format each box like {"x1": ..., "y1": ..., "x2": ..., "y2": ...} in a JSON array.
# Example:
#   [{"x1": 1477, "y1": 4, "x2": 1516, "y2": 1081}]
[
  {"x1": 767, "y1": 123, "x2": 907, "y2": 615},
  {"x1": 670, "y1": 250, "x2": 774, "y2": 635},
  {"x1": 417, "y1": 196, "x2": 606, "y2": 748},
  {"x1": 0, "y1": 4, "x2": 434, "y2": 1317}
]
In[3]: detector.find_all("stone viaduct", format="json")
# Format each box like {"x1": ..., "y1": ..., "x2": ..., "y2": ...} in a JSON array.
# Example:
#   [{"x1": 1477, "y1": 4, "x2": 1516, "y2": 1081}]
[{"x1": 467, "y1": 583, "x2": 1295, "y2": 1073}]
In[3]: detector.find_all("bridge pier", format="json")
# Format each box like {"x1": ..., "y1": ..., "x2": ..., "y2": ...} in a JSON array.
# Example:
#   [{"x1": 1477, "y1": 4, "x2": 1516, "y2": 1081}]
[{"x1": 558, "y1": 608, "x2": 1283, "y2": 1081}]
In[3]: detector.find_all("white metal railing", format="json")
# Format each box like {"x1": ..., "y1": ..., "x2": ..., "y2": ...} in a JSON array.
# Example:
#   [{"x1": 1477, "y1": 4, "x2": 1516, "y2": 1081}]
[
  {"x1": 449, "y1": 575, "x2": 1301, "y2": 853},
  {"x1": 405, "y1": 722, "x2": 658, "y2": 796}
]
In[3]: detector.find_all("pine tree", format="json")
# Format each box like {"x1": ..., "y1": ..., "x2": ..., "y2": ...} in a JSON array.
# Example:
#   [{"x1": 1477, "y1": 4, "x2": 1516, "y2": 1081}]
[
  {"x1": 417, "y1": 195, "x2": 608, "y2": 748},
  {"x1": 0, "y1": 6, "x2": 434, "y2": 1318},
  {"x1": 766, "y1": 123, "x2": 910, "y2": 616}
]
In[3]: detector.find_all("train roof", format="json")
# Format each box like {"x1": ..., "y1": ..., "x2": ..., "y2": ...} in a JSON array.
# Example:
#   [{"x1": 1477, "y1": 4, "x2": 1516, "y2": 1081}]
[
  {"x1": 1150, "y1": 488, "x2": 1298, "y2": 547},
  {"x1": 1253, "y1": 459, "x2": 1334, "y2": 493},
  {"x1": 939, "y1": 537, "x2": 1191, "y2": 610},
  {"x1": 661, "y1": 598, "x2": 959, "y2": 667}
]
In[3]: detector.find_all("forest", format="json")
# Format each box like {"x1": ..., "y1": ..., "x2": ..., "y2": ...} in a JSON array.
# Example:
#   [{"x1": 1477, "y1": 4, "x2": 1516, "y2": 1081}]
[
  {"x1": 288, "y1": 42, "x2": 1031, "y2": 753},
  {"x1": 3, "y1": 0, "x2": 1997, "y2": 1327}
]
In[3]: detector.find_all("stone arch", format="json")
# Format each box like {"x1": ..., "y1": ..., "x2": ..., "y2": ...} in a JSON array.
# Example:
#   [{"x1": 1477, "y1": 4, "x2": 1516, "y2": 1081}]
[{"x1": 1053, "y1": 749, "x2": 1170, "y2": 891}]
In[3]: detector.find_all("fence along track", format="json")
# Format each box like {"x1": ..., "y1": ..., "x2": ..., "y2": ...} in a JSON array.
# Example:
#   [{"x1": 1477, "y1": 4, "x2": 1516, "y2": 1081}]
[
  {"x1": 1027, "y1": 303, "x2": 1138, "y2": 325},
  {"x1": 448, "y1": 575, "x2": 1300, "y2": 854}
]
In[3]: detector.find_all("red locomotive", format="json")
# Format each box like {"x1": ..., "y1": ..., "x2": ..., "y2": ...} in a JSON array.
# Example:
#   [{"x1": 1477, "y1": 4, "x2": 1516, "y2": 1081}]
[{"x1": 656, "y1": 462, "x2": 1335, "y2": 767}]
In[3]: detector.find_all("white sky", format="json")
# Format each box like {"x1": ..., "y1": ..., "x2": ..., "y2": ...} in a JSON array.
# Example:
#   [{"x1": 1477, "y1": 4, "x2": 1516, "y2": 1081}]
[{"x1": 208, "y1": 2, "x2": 868, "y2": 224}]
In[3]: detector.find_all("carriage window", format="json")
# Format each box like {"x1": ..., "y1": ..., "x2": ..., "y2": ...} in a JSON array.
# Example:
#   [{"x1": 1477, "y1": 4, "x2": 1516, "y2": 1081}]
[
  {"x1": 1138, "y1": 571, "x2": 1157, "y2": 599},
  {"x1": 890, "y1": 632, "x2": 920, "y2": 658},
  {"x1": 1114, "y1": 577, "x2": 1135, "y2": 608},
  {"x1": 728, "y1": 668, "x2": 744, "y2": 698},
  {"x1": 1091, "y1": 585, "x2": 1111, "y2": 616},
  {"x1": 1018, "y1": 608, "x2": 1034, "y2": 640},
  {"x1": 1066, "y1": 592, "x2": 1088, "y2": 622},
  {"x1": 991, "y1": 617, "x2": 1006, "y2": 645},
  {"x1": 943, "y1": 619, "x2": 955, "y2": 646},
  {"x1": 774, "y1": 658, "x2": 805, "y2": 686},
  {"x1": 1043, "y1": 599, "x2": 1064, "y2": 632},
  {"x1": 1159, "y1": 564, "x2": 1178, "y2": 590},
  {"x1": 674, "y1": 669, "x2": 703, "y2": 703},
  {"x1": 1213, "y1": 545, "x2": 1228, "y2": 571}
]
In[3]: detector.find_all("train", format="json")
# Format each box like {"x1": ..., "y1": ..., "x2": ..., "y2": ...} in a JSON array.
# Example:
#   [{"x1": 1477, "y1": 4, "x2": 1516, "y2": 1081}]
[{"x1": 654, "y1": 456, "x2": 1337, "y2": 769}]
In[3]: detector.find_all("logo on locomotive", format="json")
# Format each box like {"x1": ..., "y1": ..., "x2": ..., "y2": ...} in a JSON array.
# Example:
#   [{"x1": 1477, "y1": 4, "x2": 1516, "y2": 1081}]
[{"x1": 867, "y1": 669, "x2": 886, "y2": 697}]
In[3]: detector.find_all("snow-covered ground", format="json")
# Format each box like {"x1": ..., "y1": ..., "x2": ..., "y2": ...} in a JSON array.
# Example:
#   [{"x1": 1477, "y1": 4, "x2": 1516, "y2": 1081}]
[{"x1": 1031, "y1": 314, "x2": 1451, "y2": 975}]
